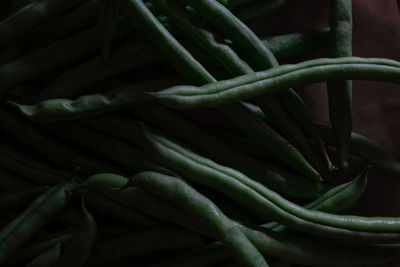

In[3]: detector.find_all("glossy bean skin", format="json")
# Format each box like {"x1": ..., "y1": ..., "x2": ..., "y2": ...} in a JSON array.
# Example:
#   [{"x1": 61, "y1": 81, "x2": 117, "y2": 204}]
[
  {"x1": 128, "y1": 171, "x2": 268, "y2": 267},
  {"x1": 0, "y1": 0, "x2": 81, "y2": 50},
  {"x1": 140, "y1": 128, "x2": 400, "y2": 242},
  {"x1": 9, "y1": 77, "x2": 182, "y2": 121},
  {"x1": 0, "y1": 110, "x2": 120, "y2": 176},
  {"x1": 87, "y1": 227, "x2": 205, "y2": 266},
  {"x1": 317, "y1": 122, "x2": 400, "y2": 176},
  {"x1": 0, "y1": 181, "x2": 76, "y2": 263},
  {"x1": 327, "y1": 0, "x2": 353, "y2": 168},
  {"x1": 153, "y1": 57, "x2": 400, "y2": 108},
  {"x1": 25, "y1": 243, "x2": 61, "y2": 267},
  {"x1": 0, "y1": 186, "x2": 49, "y2": 211},
  {"x1": 54, "y1": 199, "x2": 97, "y2": 267}
]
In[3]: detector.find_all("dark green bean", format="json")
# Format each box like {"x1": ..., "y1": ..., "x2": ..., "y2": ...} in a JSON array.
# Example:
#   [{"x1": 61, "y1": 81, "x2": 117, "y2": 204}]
[
  {"x1": 0, "y1": 0, "x2": 81, "y2": 50},
  {"x1": 0, "y1": 143, "x2": 68, "y2": 185},
  {"x1": 54, "y1": 199, "x2": 97, "y2": 267},
  {"x1": 0, "y1": 167, "x2": 32, "y2": 191},
  {"x1": 41, "y1": 121, "x2": 166, "y2": 174},
  {"x1": 86, "y1": 106, "x2": 324, "y2": 198},
  {"x1": 9, "y1": 77, "x2": 181, "y2": 121},
  {"x1": 0, "y1": 110, "x2": 120, "y2": 176},
  {"x1": 78, "y1": 189, "x2": 161, "y2": 228},
  {"x1": 5, "y1": 228, "x2": 75, "y2": 265},
  {"x1": 11, "y1": 0, "x2": 34, "y2": 11},
  {"x1": 232, "y1": 0, "x2": 287, "y2": 21},
  {"x1": 87, "y1": 227, "x2": 205, "y2": 266},
  {"x1": 0, "y1": 41, "x2": 25, "y2": 66},
  {"x1": 0, "y1": 20, "x2": 135, "y2": 90},
  {"x1": 152, "y1": 57, "x2": 400, "y2": 108},
  {"x1": 25, "y1": 243, "x2": 61, "y2": 267},
  {"x1": 0, "y1": 181, "x2": 76, "y2": 263},
  {"x1": 317, "y1": 122, "x2": 400, "y2": 176},
  {"x1": 0, "y1": 186, "x2": 49, "y2": 211},
  {"x1": 128, "y1": 171, "x2": 268, "y2": 267},
  {"x1": 327, "y1": 0, "x2": 353, "y2": 168},
  {"x1": 140, "y1": 128, "x2": 400, "y2": 242},
  {"x1": 82, "y1": 173, "x2": 207, "y2": 235},
  {"x1": 98, "y1": 0, "x2": 119, "y2": 62}
]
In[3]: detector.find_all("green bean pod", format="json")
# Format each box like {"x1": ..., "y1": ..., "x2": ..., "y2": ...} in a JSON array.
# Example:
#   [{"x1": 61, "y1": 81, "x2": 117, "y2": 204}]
[
  {"x1": 98, "y1": 0, "x2": 119, "y2": 62},
  {"x1": 152, "y1": 57, "x2": 400, "y2": 108},
  {"x1": 38, "y1": 42, "x2": 163, "y2": 100},
  {"x1": 54, "y1": 199, "x2": 97, "y2": 267},
  {"x1": 140, "y1": 128, "x2": 400, "y2": 242},
  {"x1": 327, "y1": 0, "x2": 353, "y2": 168},
  {"x1": 9, "y1": 77, "x2": 181, "y2": 121},
  {"x1": 0, "y1": 181, "x2": 76, "y2": 263},
  {"x1": 317, "y1": 122, "x2": 400, "y2": 176},
  {"x1": 87, "y1": 227, "x2": 205, "y2": 266},
  {"x1": 0, "y1": 186, "x2": 49, "y2": 211},
  {"x1": 82, "y1": 173, "x2": 207, "y2": 235},
  {"x1": 0, "y1": 0, "x2": 81, "y2": 50},
  {"x1": 0, "y1": 110, "x2": 120, "y2": 176},
  {"x1": 232, "y1": 0, "x2": 287, "y2": 21},
  {"x1": 128, "y1": 171, "x2": 268, "y2": 267},
  {"x1": 25, "y1": 243, "x2": 61, "y2": 267}
]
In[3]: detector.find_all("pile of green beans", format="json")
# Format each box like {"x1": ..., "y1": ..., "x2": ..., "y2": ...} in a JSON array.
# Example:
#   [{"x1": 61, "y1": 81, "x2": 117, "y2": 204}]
[{"x1": 0, "y1": 0, "x2": 400, "y2": 266}]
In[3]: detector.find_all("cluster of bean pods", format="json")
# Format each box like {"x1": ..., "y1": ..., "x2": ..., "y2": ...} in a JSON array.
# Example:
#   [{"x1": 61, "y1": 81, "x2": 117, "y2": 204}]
[{"x1": 0, "y1": 0, "x2": 400, "y2": 266}]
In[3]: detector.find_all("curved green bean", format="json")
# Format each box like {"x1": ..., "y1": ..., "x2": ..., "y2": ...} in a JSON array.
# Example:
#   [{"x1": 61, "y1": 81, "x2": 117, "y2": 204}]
[
  {"x1": 54, "y1": 199, "x2": 97, "y2": 267},
  {"x1": 140, "y1": 128, "x2": 400, "y2": 242},
  {"x1": 327, "y1": 0, "x2": 353, "y2": 168},
  {"x1": 87, "y1": 227, "x2": 205, "y2": 266},
  {"x1": 0, "y1": 181, "x2": 76, "y2": 263},
  {"x1": 128, "y1": 171, "x2": 268, "y2": 267},
  {"x1": 152, "y1": 57, "x2": 400, "y2": 108},
  {"x1": 25, "y1": 243, "x2": 61, "y2": 267}
]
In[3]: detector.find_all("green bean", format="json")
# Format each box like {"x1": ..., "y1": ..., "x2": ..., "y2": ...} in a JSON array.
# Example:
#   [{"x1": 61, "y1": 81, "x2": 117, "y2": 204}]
[
  {"x1": 140, "y1": 128, "x2": 400, "y2": 242},
  {"x1": 0, "y1": 186, "x2": 49, "y2": 211},
  {"x1": 327, "y1": 0, "x2": 353, "y2": 168},
  {"x1": 125, "y1": 0, "x2": 319, "y2": 181},
  {"x1": 0, "y1": 181, "x2": 76, "y2": 263},
  {"x1": 28, "y1": 0, "x2": 100, "y2": 50},
  {"x1": 11, "y1": 0, "x2": 34, "y2": 11},
  {"x1": 54, "y1": 199, "x2": 97, "y2": 267},
  {"x1": 128, "y1": 171, "x2": 268, "y2": 267},
  {"x1": 264, "y1": 28, "x2": 330, "y2": 59},
  {"x1": 98, "y1": 0, "x2": 119, "y2": 62},
  {"x1": 38, "y1": 42, "x2": 163, "y2": 100},
  {"x1": 317, "y1": 122, "x2": 400, "y2": 176},
  {"x1": 0, "y1": 20, "x2": 135, "y2": 90},
  {"x1": 78, "y1": 189, "x2": 161, "y2": 228},
  {"x1": 152, "y1": 57, "x2": 400, "y2": 108},
  {"x1": 0, "y1": 0, "x2": 81, "y2": 50},
  {"x1": 41, "y1": 121, "x2": 166, "y2": 174},
  {"x1": 0, "y1": 167, "x2": 32, "y2": 191},
  {"x1": 0, "y1": 110, "x2": 120, "y2": 176},
  {"x1": 86, "y1": 106, "x2": 323, "y2": 198},
  {"x1": 25, "y1": 243, "x2": 61, "y2": 267},
  {"x1": 232, "y1": 0, "x2": 287, "y2": 21},
  {"x1": 87, "y1": 227, "x2": 205, "y2": 266},
  {"x1": 0, "y1": 143, "x2": 68, "y2": 185},
  {"x1": 264, "y1": 169, "x2": 368, "y2": 231},
  {"x1": 9, "y1": 77, "x2": 181, "y2": 121},
  {"x1": 82, "y1": 173, "x2": 207, "y2": 235},
  {"x1": 5, "y1": 228, "x2": 75, "y2": 265},
  {"x1": 179, "y1": 0, "x2": 330, "y2": 173}
]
